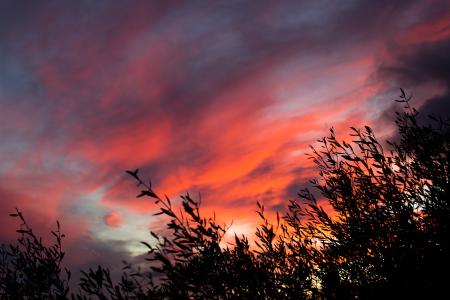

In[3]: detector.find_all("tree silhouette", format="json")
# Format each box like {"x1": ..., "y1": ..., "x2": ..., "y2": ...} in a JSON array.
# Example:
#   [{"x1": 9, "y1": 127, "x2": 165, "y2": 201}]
[
  {"x1": 301, "y1": 92, "x2": 450, "y2": 299},
  {"x1": 1, "y1": 92, "x2": 449, "y2": 299}
]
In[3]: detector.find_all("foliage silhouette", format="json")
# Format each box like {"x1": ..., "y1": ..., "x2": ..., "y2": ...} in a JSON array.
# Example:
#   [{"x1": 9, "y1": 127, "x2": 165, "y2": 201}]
[
  {"x1": 1, "y1": 92, "x2": 449, "y2": 299},
  {"x1": 0, "y1": 209, "x2": 70, "y2": 299},
  {"x1": 300, "y1": 92, "x2": 450, "y2": 299}
]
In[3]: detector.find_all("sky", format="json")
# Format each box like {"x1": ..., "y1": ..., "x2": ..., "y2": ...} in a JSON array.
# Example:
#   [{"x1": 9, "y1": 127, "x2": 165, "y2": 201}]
[{"x1": 1, "y1": 0, "x2": 450, "y2": 275}]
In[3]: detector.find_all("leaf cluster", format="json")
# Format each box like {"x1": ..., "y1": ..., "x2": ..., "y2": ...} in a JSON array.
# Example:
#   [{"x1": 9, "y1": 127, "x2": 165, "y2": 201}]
[{"x1": 0, "y1": 209, "x2": 70, "y2": 299}]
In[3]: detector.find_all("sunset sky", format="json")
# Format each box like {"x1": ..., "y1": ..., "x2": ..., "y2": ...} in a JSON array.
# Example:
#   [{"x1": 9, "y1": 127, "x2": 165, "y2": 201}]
[{"x1": 1, "y1": 0, "x2": 450, "y2": 274}]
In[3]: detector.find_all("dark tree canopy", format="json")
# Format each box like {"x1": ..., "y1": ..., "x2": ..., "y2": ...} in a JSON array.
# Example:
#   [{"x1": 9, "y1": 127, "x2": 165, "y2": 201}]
[{"x1": 1, "y1": 93, "x2": 449, "y2": 299}]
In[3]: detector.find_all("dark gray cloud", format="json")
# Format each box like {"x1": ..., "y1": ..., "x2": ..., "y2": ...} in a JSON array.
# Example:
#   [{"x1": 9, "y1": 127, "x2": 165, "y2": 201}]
[
  {"x1": 380, "y1": 39, "x2": 450, "y2": 87},
  {"x1": 378, "y1": 38, "x2": 450, "y2": 121},
  {"x1": 65, "y1": 237, "x2": 141, "y2": 291},
  {"x1": 419, "y1": 93, "x2": 450, "y2": 118}
]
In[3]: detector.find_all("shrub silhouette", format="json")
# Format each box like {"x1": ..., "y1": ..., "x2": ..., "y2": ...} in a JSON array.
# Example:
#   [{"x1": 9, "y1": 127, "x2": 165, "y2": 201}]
[
  {"x1": 0, "y1": 209, "x2": 70, "y2": 299},
  {"x1": 1, "y1": 92, "x2": 449, "y2": 299}
]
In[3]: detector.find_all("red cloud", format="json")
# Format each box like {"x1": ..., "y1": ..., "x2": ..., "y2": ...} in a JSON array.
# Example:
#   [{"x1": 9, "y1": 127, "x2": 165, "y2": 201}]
[{"x1": 104, "y1": 211, "x2": 123, "y2": 228}]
